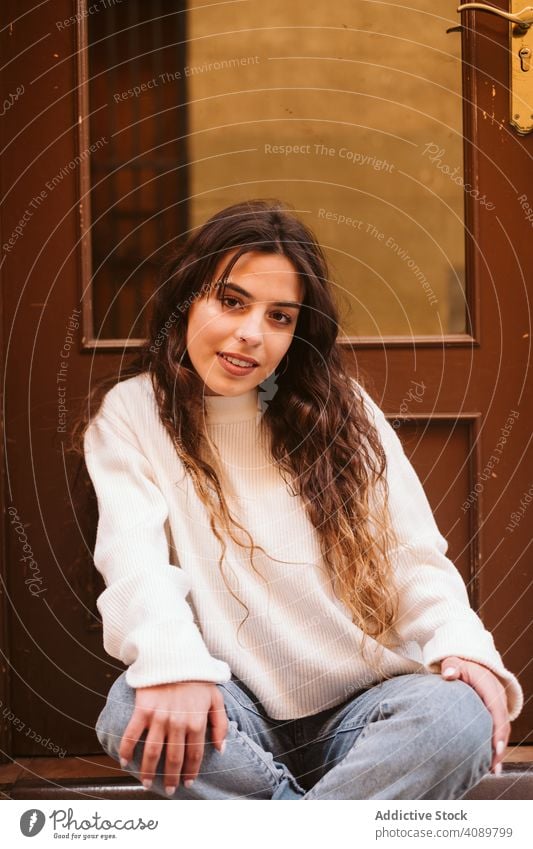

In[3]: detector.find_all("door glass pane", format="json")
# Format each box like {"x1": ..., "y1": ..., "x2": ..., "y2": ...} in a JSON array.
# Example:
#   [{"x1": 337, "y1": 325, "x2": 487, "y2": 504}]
[
  {"x1": 88, "y1": 1, "x2": 188, "y2": 339},
  {"x1": 187, "y1": 0, "x2": 467, "y2": 336},
  {"x1": 88, "y1": 0, "x2": 467, "y2": 339}
]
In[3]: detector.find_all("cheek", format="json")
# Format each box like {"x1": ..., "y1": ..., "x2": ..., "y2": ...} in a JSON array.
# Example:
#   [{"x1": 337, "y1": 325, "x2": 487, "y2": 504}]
[
  {"x1": 187, "y1": 304, "x2": 220, "y2": 349},
  {"x1": 277, "y1": 329, "x2": 296, "y2": 355}
]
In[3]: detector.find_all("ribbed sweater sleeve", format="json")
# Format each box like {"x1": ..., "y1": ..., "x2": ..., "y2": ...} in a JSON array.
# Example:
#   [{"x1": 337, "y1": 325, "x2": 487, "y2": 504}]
[
  {"x1": 83, "y1": 385, "x2": 231, "y2": 689},
  {"x1": 359, "y1": 384, "x2": 524, "y2": 721}
]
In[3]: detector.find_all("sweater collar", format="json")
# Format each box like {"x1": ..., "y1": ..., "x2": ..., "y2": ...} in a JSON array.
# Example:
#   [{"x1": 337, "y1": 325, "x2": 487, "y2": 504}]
[{"x1": 204, "y1": 387, "x2": 260, "y2": 424}]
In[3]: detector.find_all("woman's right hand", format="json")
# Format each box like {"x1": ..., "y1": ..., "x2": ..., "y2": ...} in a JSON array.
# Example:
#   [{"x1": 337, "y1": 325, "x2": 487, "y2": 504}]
[{"x1": 118, "y1": 680, "x2": 228, "y2": 796}]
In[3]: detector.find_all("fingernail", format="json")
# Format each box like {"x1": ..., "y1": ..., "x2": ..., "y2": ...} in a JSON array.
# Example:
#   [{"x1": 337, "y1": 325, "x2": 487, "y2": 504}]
[
  {"x1": 165, "y1": 785, "x2": 176, "y2": 797},
  {"x1": 184, "y1": 779, "x2": 194, "y2": 788},
  {"x1": 443, "y1": 667, "x2": 457, "y2": 677},
  {"x1": 220, "y1": 740, "x2": 226, "y2": 755},
  {"x1": 142, "y1": 779, "x2": 152, "y2": 790},
  {"x1": 494, "y1": 763, "x2": 502, "y2": 776},
  {"x1": 119, "y1": 758, "x2": 128, "y2": 769},
  {"x1": 496, "y1": 740, "x2": 505, "y2": 756}
]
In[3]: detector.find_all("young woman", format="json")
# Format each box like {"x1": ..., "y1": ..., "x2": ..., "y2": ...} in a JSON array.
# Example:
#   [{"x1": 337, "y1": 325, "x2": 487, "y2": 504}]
[{"x1": 80, "y1": 199, "x2": 523, "y2": 800}]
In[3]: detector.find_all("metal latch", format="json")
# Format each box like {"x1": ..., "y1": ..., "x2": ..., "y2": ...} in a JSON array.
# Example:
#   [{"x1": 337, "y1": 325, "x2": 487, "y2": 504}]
[{"x1": 457, "y1": 3, "x2": 533, "y2": 133}]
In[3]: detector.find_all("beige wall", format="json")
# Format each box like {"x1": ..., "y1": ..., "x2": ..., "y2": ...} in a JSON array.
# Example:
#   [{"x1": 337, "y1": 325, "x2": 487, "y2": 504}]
[{"x1": 186, "y1": 1, "x2": 465, "y2": 336}]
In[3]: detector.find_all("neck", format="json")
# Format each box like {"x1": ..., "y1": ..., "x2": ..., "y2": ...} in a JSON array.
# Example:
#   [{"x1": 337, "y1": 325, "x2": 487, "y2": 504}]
[{"x1": 203, "y1": 387, "x2": 260, "y2": 424}]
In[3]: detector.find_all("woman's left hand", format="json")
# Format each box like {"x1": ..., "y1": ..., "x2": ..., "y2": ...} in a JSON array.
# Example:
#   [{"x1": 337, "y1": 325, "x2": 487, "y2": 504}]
[{"x1": 440, "y1": 656, "x2": 510, "y2": 775}]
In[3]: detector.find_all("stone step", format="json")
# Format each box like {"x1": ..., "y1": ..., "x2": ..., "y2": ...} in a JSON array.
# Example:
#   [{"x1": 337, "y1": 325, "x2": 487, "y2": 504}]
[{"x1": 4, "y1": 763, "x2": 533, "y2": 800}]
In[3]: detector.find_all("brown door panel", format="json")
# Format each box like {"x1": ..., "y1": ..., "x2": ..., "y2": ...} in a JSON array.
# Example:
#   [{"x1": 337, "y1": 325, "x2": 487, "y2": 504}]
[{"x1": 1, "y1": 1, "x2": 530, "y2": 758}]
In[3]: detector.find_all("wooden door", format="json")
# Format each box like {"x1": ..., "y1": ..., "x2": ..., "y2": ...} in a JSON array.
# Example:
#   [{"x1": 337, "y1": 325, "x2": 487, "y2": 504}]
[{"x1": 1, "y1": 0, "x2": 530, "y2": 760}]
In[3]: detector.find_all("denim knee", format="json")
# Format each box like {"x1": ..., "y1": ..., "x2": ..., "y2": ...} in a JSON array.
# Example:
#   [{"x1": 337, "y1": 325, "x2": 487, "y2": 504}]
[
  {"x1": 95, "y1": 671, "x2": 136, "y2": 758},
  {"x1": 95, "y1": 672, "x2": 305, "y2": 799},
  {"x1": 442, "y1": 680, "x2": 492, "y2": 763},
  {"x1": 414, "y1": 677, "x2": 493, "y2": 773}
]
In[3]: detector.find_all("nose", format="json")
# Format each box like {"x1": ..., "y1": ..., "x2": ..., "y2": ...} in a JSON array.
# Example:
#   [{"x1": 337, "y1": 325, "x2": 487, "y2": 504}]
[{"x1": 233, "y1": 313, "x2": 264, "y2": 346}]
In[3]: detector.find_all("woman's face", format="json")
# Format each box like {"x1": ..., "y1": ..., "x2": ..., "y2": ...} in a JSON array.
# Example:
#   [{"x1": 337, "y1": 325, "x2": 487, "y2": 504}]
[{"x1": 186, "y1": 249, "x2": 304, "y2": 396}]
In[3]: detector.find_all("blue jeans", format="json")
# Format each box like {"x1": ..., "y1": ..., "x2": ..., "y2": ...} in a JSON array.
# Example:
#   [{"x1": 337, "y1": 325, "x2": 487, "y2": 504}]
[{"x1": 95, "y1": 671, "x2": 493, "y2": 800}]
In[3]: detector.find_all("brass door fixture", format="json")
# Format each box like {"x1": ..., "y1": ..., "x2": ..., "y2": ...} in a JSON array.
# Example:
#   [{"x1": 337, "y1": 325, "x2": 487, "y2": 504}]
[{"x1": 457, "y1": 3, "x2": 533, "y2": 133}]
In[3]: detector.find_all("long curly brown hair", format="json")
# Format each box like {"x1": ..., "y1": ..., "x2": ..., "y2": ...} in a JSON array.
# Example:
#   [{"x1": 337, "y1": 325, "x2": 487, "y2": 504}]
[{"x1": 71, "y1": 199, "x2": 401, "y2": 672}]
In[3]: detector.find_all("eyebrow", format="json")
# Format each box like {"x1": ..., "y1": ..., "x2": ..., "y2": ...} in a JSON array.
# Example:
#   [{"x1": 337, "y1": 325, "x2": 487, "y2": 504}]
[{"x1": 217, "y1": 281, "x2": 302, "y2": 310}]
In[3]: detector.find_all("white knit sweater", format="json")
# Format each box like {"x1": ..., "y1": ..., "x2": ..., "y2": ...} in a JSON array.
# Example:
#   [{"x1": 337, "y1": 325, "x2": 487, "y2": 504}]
[{"x1": 83, "y1": 372, "x2": 523, "y2": 721}]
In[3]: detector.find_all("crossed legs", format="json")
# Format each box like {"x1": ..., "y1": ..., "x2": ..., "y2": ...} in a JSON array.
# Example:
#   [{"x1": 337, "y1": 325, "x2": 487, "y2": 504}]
[{"x1": 95, "y1": 671, "x2": 493, "y2": 800}]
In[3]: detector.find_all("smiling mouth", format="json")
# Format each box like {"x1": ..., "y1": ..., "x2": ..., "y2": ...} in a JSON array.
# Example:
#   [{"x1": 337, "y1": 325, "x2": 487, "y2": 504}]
[{"x1": 217, "y1": 352, "x2": 259, "y2": 368}]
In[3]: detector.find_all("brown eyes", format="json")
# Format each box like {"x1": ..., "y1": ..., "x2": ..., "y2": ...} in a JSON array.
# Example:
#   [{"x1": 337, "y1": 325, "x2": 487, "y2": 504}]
[{"x1": 219, "y1": 296, "x2": 294, "y2": 326}]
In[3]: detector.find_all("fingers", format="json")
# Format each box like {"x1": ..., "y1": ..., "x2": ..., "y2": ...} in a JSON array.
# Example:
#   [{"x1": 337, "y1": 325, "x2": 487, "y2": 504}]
[
  {"x1": 465, "y1": 670, "x2": 510, "y2": 775},
  {"x1": 139, "y1": 719, "x2": 167, "y2": 788},
  {"x1": 118, "y1": 712, "x2": 147, "y2": 770},
  {"x1": 117, "y1": 683, "x2": 227, "y2": 796},
  {"x1": 481, "y1": 685, "x2": 509, "y2": 773},
  {"x1": 163, "y1": 691, "x2": 227, "y2": 795},
  {"x1": 119, "y1": 697, "x2": 170, "y2": 788},
  {"x1": 208, "y1": 689, "x2": 229, "y2": 753},
  {"x1": 441, "y1": 658, "x2": 510, "y2": 776},
  {"x1": 122, "y1": 714, "x2": 206, "y2": 794},
  {"x1": 440, "y1": 655, "x2": 461, "y2": 680},
  {"x1": 161, "y1": 728, "x2": 186, "y2": 796},
  {"x1": 180, "y1": 721, "x2": 207, "y2": 787}
]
